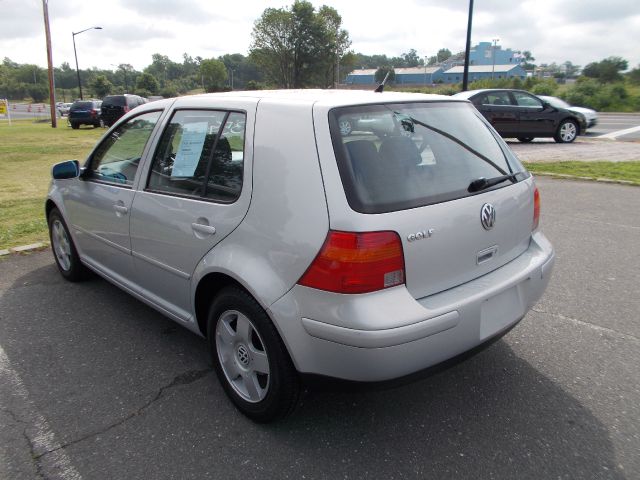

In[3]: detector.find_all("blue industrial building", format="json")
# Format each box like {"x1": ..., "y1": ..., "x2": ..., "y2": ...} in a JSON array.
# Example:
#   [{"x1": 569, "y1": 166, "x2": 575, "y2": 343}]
[
  {"x1": 345, "y1": 42, "x2": 526, "y2": 86},
  {"x1": 345, "y1": 66, "x2": 444, "y2": 85},
  {"x1": 441, "y1": 64, "x2": 526, "y2": 83}
]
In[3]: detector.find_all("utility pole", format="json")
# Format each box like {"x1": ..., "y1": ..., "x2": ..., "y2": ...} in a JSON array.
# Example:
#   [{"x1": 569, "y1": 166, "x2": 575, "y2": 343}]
[
  {"x1": 461, "y1": 0, "x2": 474, "y2": 92},
  {"x1": 42, "y1": 0, "x2": 57, "y2": 127}
]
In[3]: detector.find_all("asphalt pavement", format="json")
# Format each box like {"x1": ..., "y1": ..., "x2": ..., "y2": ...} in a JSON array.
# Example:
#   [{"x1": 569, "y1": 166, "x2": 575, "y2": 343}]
[
  {"x1": 1, "y1": 178, "x2": 639, "y2": 479},
  {"x1": 586, "y1": 112, "x2": 640, "y2": 141}
]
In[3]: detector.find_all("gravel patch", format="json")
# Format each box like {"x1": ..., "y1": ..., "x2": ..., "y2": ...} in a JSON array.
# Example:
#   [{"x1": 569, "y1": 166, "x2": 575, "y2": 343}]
[{"x1": 507, "y1": 138, "x2": 640, "y2": 163}]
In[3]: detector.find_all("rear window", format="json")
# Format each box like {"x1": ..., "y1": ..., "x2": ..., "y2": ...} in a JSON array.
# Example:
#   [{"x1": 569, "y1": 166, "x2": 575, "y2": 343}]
[
  {"x1": 103, "y1": 96, "x2": 126, "y2": 107},
  {"x1": 71, "y1": 101, "x2": 93, "y2": 110},
  {"x1": 329, "y1": 102, "x2": 527, "y2": 214}
]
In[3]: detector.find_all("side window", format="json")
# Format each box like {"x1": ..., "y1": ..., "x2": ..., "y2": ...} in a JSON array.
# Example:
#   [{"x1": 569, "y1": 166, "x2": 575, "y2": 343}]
[
  {"x1": 513, "y1": 92, "x2": 543, "y2": 108},
  {"x1": 88, "y1": 110, "x2": 162, "y2": 186},
  {"x1": 205, "y1": 112, "x2": 245, "y2": 202},
  {"x1": 483, "y1": 92, "x2": 512, "y2": 106},
  {"x1": 147, "y1": 110, "x2": 246, "y2": 203}
]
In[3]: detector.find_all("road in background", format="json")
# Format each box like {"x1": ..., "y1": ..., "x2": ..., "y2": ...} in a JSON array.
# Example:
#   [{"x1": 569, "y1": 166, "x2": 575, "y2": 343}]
[
  {"x1": 586, "y1": 112, "x2": 640, "y2": 141},
  {"x1": 1, "y1": 178, "x2": 638, "y2": 479}
]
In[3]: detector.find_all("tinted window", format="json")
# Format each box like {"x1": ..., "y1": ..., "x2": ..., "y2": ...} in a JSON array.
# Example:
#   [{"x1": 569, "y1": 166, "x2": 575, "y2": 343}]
[
  {"x1": 88, "y1": 111, "x2": 162, "y2": 186},
  {"x1": 482, "y1": 92, "x2": 512, "y2": 106},
  {"x1": 513, "y1": 92, "x2": 542, "y2": 108},
  {"x1": 330, "y1": 102, "x2": 526, "y2": 214},
  {"x1": 147, "y1": 110, "x2": 245, "y2": 202},
  {"x1": 71, "y1": 101, "x2": 93, "y2": 110},
  {"x1": 103, "y1": 96, "x2": 126, "y2": 107}
]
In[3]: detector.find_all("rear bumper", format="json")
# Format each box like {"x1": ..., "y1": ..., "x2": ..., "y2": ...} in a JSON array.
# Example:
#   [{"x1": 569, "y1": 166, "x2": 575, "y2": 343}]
[{"x1": 269, "y1": 231, "x2": 554, "y2": 382}]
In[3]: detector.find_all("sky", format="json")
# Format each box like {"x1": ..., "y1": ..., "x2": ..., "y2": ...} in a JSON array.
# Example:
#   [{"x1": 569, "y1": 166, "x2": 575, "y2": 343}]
[{"x1": 1, "y1": 0, "x2": 639, "y2": 72}]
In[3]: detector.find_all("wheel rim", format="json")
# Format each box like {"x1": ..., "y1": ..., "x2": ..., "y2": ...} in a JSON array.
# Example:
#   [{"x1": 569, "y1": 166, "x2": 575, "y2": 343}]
[
  {"x1": 339, "y1": 120, "x2": 351, "y2": 135},
  {"x1": 215, "y1": 310, "x2": 270, "y2": 403},
  {"x1": 51, "y1": 220, "x2": 72, "y2": 271},
  {"x1": 560, "y1": 122, "x2": 576, "y2": 142}
]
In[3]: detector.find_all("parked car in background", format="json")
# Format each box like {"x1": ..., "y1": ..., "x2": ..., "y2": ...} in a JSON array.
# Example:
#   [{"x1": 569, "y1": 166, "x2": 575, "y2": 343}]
[
  {"x1": 58, "y1": 103, "x2": 73, "y2": 116},
  {"x1": 538, "y1": 95, "x2": 598, "y2": 129},
  {"x1": 68, "y1": 100, "x2": 103, "y2": 129},
  {"x1": 46, "y1": 90, "x2": 554, "y2": 422},
  {"x1": 100, "y1": 94, "x2": 147, "y2": 127},
  {"x1": 454, "y1": 89, "x2": 586, "y2": 143}
]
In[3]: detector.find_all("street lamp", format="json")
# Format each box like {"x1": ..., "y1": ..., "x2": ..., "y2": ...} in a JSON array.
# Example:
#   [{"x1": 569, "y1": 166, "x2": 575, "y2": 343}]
[
  {"x1": 72, "y1": 26, "x2": 102, "y2": 100},
  {"x1": 491, "y1": 38, "x2": 500, "y2": 80}
]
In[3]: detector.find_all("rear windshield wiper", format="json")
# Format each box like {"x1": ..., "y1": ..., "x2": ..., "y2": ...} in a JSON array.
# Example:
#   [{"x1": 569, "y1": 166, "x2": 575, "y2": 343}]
[
  {"x1": 390, "y1": 110, "x2": 510, "y2": 177},
  {"x1": 468, "y1": 173, "x2": 520, "y2": 193}
]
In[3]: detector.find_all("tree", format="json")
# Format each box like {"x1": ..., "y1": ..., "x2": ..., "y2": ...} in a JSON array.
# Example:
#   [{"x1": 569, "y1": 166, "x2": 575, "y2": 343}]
[
  {"x1": 90, "y1": 75, "x2": 113, "y2": 98},
  {"x1": 200, "y1": 58, "x2": 227, "y2": 92},
  {"x1": 521, "y1": 50, "x2": 536, "y2": 71},
  {"x1": 374, "y1": 66, "x2": 395, "y2": 84},
  {"x1": 583, "y1": 57, "x2": 628, "y2": 83},
  {"x1": 249, "y1": 1, "x2": 351, "y2": 88},
  {"x1": 628, "y1": 65, "x2": 640, "y2": 85},
  {"x1": 436, "y1": 48, "x2": 452, "y2": 63},
  {"x1": 136, "y1": 72, "x2": 160, "y2": 95},
  {"x1": 401, "y1": 49, "x2": 421, "y2": 67}
]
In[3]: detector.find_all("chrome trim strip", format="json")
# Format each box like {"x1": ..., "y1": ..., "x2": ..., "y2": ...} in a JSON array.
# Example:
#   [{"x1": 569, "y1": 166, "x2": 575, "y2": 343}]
[
  {"x1": 131, "y1": 250, "x2": 191, "y2": 280},
  {"x1": 72, "y1": 224, "x2": 130, "y2": 255}
]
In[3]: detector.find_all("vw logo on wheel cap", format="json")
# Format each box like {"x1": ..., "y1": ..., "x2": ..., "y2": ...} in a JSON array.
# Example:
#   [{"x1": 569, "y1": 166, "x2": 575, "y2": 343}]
[{"x1": 480, "y1": 203, "x2": 496, "y2": 230}]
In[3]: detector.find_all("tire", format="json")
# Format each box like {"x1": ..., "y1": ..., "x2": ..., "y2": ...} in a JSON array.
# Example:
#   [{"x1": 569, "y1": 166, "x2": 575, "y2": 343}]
[
  {"x1": 70, "y1": 122, "x2": 79, "y2": 130},
  {"x1": 554, "y1": 119, "x2": 578, "y2": 143},
  {"x1": 48, "y1": 208, "x2": 89, "y2": 282},
  {"x1": 517, "y1": 137, "x2": 534, "y2": 143},
  {"x1": 339, "y1": 119, "x2": 352, "y2": 136},
  {"x1": 207, "y1": 287, "x2": 300, "y2": 423}
]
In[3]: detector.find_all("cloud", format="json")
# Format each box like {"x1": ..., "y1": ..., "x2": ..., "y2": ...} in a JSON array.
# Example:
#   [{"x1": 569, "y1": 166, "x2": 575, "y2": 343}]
[{"x1": 118, "y1": 0, "x2": 224, "y2": 25}]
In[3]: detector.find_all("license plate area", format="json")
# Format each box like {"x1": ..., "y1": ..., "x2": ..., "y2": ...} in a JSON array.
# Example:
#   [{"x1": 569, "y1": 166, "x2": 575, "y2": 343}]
[{"x1": 480, "y1": 285, "x2": 525, "y2": 340}]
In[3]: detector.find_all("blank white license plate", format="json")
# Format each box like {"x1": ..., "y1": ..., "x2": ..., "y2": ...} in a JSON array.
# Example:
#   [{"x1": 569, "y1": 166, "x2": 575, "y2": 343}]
[{"x1": 480, "y1": 286, "x2": 525, "y2": 340}]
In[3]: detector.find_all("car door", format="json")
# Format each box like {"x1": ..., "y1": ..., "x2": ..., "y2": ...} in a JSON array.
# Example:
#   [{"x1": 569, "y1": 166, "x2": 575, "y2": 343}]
[
  {"x1": 129, "y1": 103, "x2": 255, "y2": 322},
  {"x1": 475, "y1": 91, "x2": 518, "y2": 136},
  {"x1": 63, "y1": 110, "x2": 163, "y2": 283},
  {"x1": 511, "y1": 91, "x2": 555, "y2": 136}
]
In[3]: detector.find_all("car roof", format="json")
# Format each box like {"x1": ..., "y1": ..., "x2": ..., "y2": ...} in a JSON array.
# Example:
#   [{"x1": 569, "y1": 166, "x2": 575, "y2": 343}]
[{"x1": 184, "y1": 89, "x2": 461, "y2": 108}]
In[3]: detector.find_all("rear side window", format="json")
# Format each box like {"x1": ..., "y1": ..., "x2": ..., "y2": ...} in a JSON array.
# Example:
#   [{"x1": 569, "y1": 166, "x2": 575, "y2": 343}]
[
  {"x1": 483, "y1": 92, "x2": 512, "y2": 106},
  {"x1": 103, "y1": 96, "x2": 126, "y2": 107},
  {"x1": 147, "y1": 109, "x2": 245, "y2": 203},
  {"x1": 329, "y1": 102, "x2": 526, "y2": 214},
  {"x1": 71, "y1": 101, "x2": 93, "y2": 110}
]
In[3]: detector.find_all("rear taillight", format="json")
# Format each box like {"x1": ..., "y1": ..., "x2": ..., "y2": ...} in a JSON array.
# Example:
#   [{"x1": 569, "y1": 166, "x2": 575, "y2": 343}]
[
  {"x1": 298, "y1": 230, "x2": 405, "y2": 294},
  {"x1": 90, "y1": 109, "x2": 97, "y2": 117},
  {"x1": 533, "y1": 186, "x2": 541, "y2": 230}
]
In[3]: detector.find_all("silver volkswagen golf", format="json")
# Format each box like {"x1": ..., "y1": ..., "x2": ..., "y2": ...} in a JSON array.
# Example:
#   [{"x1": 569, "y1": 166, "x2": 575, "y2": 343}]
[{"x1": 46, "y1": 90, "x2": 554, "y2": 422}]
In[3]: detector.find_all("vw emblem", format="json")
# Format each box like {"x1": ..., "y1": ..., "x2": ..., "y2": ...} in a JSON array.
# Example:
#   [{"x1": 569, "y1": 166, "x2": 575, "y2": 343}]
[{"x1": 480, "y1": 203, "x2": 496, "y2": 230}]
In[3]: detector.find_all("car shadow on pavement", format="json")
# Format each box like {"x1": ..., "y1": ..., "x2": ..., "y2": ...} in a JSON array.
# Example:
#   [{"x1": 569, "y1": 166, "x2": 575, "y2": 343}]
[{"x1": 0, "y1": 261, "x2": 625, "y2": 480}]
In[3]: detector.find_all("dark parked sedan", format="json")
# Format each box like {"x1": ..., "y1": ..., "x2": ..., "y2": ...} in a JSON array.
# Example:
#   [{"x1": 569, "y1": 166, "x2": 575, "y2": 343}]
[
  {"x1": 68, "y1": 100, "x2": 103, "y2": 129},
  {"x1": 453, "y1": 89, "x2": 586, "y2": 143}
]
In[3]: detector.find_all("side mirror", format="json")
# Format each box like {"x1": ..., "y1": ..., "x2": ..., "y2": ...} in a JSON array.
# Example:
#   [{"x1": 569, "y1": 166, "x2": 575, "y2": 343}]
[{"x1": 52, "y1": 160, "x2": 80, "y2": 180}]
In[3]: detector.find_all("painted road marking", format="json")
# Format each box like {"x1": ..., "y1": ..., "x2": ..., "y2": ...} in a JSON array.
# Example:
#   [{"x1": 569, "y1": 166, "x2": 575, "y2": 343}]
[
  {"x1": 0, "y1": 344, "x2": 83, "y2": 480},
  {"x1": 597, "y1": 125, "x2": 640, "y2": 139}
]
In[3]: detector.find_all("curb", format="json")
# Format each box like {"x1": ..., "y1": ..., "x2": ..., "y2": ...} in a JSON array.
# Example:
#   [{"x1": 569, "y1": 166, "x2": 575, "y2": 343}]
[
  {"x1": 532, "y1": 172, "x2": 638, "y2": 186},
  {"x1": 0, "y1": 242, "x2": 49, "y2": 257}
]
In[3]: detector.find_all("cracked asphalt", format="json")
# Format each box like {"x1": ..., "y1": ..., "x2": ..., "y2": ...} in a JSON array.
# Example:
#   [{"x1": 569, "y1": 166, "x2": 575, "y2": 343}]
[{"x1": 1, "y1": 177, "x2": 639, "y2": 479}]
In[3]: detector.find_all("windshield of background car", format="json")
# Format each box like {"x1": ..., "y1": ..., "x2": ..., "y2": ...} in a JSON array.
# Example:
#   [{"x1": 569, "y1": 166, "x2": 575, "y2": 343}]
[{"x1": 329, "y1": 102, "x2": 527, "y2": 214}]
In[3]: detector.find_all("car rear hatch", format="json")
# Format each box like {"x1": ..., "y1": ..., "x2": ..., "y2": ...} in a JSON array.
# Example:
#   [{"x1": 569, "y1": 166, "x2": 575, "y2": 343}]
[
  {"x1": 316, "y1": 100, "x2": 535, "y2": 300},
  {"x1": 69, "y1": 101, "x2": 95, "y2": 120},
  {"x1": 101, "y1": 96, "x2": 126, "y2": 122}
]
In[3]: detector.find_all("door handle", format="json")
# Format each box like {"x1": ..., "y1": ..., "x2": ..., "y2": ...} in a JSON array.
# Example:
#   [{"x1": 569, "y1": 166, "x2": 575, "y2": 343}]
[
  {"x1": 113, "y1": 204, "x2": 128, "y2": 215},
  {"x1": 191, "y1": 223, "x2": 216, "y2": 236}
]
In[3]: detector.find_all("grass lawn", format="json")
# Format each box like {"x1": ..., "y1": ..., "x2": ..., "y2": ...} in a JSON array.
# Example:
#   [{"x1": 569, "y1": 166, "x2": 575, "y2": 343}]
[
  {"x1": 0, "y1": 120, "x2": 104, "y2": 249},
  {"x1": 524, "y1": 161, "x2": 640, "y2": 186}
]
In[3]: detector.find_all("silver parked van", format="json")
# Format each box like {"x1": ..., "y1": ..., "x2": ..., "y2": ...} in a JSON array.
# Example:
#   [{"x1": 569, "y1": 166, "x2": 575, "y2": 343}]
[{"x1": 47, "y1": 90, "x2": 554, "y2": 422}]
